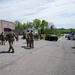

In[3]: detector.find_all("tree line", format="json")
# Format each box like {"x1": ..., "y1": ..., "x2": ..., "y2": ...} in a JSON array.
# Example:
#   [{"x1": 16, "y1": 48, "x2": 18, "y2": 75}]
[
  {"x1": 14, "y1": 19, "x2": 75, "y2": 35},
  {"x1": 14, "y1": 19, "x2": 56, "y2": 34}
]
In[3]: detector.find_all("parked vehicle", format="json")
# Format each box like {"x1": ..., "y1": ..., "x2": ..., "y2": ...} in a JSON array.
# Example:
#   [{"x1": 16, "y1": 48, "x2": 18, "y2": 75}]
[
  {"x1": 65, "y1": 34, "x2": 69, "y2": 38},
  {"x1": 67, "y1": 33, "x2": 75, "y2": 40},
  {"x1": 45, "y1": 34, "x2": 58, "y2": 41}
]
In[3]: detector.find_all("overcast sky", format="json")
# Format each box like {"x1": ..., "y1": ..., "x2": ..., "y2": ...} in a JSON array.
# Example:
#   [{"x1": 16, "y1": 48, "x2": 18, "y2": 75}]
[{"x1": 0, "y1": 0, "x2": 75, "y2": 28}]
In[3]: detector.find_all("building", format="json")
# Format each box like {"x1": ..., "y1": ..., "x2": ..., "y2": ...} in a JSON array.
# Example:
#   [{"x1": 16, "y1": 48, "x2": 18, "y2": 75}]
[{"x1": 0, "y1": 20, "x2": 15, "y2": 34}]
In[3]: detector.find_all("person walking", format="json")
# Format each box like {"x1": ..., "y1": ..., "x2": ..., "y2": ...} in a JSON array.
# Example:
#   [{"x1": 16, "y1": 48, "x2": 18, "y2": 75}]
[
  {"x1": 29, "y1": 30, "x2": 34, "y2": 48},
  {"x1": 6, "y1": 29, "x2": 18, "y2": 53},
  {"x1": 26, "y1": 30, "x2": 30, "y2": 47}
]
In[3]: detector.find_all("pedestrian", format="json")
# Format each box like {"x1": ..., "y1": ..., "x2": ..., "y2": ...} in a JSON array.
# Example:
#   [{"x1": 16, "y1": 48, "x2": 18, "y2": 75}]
[
  {"x1": 1, "y1": 32, "x2": 5, "y2": 45},
  {"x1": 6, "y1": 29, "x2": 18, "y2": 53},
  {"x1": 74, "y1": 33, "x2": 75, "y2": 48},
  {"x1": 3, "y1": 33, "x2": 7, "y2": 44},
  {"x1": 26, "y1": 30, "x2": 30, "y2": 47},
  {"x1": 29, "y1": 30, "x2": 34, "y2": 48}
]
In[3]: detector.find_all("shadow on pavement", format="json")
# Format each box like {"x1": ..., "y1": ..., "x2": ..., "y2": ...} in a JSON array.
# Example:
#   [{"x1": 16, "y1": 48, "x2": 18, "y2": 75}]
[
  {"x1": 0, "y1": 51, "x2": 13, "y2": 54},
  {"x1": 73, "y1": 52, "x2": 75, "y2": 54},
  {"x1": 71, "y1": 47, "x2": 75, "y2": 54},
  {"x1": 71, "y1": 47, "x2": 75, "y2": 49},
  {"x1": 21, "y1": 46, "x2": 31, "y2": 49}
]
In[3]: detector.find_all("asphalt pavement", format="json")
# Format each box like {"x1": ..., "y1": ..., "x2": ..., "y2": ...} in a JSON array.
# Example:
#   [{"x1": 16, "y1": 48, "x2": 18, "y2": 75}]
[{"x1": 0, "y1": 36, "x2": 75, "y2": 75}]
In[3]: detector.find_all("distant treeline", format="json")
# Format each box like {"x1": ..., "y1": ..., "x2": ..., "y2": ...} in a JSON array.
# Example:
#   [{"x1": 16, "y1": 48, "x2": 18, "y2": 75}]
[
  {"x1": 14, "y1": 19, "x2": 75, "y2": 35},
  {"x1": 57, "y1": 28, "x2": 75, "y2": 34}
]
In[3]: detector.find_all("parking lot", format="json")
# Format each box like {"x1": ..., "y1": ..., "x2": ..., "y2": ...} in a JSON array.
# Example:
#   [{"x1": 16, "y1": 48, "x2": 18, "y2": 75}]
[{"x1": 0, "y1": 36, "x2": 75, "y2": 75}]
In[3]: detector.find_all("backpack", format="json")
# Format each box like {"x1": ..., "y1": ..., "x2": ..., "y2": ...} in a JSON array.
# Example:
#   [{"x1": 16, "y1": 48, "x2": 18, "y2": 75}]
[
  {"x1": 7, "y1": 33, "x2": 14, "y2": 41},
  {"x1": 9, "y1": 33, "x2": 14, "y2": 38}
]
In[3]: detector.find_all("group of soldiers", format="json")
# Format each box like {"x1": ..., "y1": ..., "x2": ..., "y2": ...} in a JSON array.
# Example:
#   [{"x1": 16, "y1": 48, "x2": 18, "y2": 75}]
[
  {"x1": 0, "y1": 29, "x2": 18, "y2": 53},
  {"x1": 26, "y1": 30, "x2": 34, "y2": 48},
  {"x1": 0, "y1": 29, "x2": 34, "y2": 53}
]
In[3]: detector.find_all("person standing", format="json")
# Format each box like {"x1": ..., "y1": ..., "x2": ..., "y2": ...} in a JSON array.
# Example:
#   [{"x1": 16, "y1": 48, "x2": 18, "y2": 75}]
[
  {"x1": 26, "y1": 30, "x2": 30, "y2": 47},
  {"x1": 1, "y1": 32, "x2": 5, "y2": 45},
  {"x1": 29, "y1": 30, "x2": 34, "y2": 48},
  {"x1": 6, "y1": 29, "x2": 18, "y2": 53},
  {"x1": 73, "y1": 33, "x2": 75, "y2": 48}
]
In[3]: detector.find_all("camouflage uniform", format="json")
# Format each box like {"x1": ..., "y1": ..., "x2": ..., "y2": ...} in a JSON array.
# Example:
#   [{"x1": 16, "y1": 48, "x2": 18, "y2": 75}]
[
  {"x1": 26, "y1": 30, "x2": 29, "y2": 47},
  {"x1": 1, "y1": 32, "x2": 5, "y2": 45},
  {"x1": 7, "y1": 31, "x2": 18, "y2": 53},
  {"x1": 29, "y1": 31, "x2": 34, "y2": 48}
]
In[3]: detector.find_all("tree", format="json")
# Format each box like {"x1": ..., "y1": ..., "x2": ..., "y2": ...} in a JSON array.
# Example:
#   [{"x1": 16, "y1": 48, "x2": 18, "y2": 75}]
[
  {"x1": 47, "y1": 22, "x2": 56, "y2": 34},
  {"x1": 14, "y1": 20, "x2": 22, "y2": 29},
  {"x1": 33, "y1": 19, "x2": 41, "y2": 29},
  {"x1": 40, "y1": 20, "x2": 48, "y2": 34},
  {"x1": 14, "y1": 19, "x2": 57, "y2": 35},
  {"x1": 22, "y1": 23, "x2": 28, "y2": 29},
  {"x1": 27, "y1": 21, "x2": 33, "y2": 28}
]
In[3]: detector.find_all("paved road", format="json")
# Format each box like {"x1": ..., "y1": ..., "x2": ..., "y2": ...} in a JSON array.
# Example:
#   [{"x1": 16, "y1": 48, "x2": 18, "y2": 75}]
[{"x1": 0, "y1": 36, "x2": 75, "y2": 75}]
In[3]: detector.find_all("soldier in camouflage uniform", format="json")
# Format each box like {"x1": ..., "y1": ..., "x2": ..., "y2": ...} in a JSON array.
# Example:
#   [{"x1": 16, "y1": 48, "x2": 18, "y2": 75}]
[
  {"x1": 29, "y1": 30, "x2": 34, "y2": 48},
  {"x1": 1, "y1": 32, "x2": 5, "y2": 45},
  {"x1": 6, "y1": 29, "x2": 18, "y2": 53},
  {"x1": 26, "y1": 30, "x2": 30, "y2": 47}
]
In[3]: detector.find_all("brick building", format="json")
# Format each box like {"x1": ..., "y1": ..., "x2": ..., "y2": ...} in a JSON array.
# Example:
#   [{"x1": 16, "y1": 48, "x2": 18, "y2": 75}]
[{"x1": 0, "y1": 20, "x2": 15, "y2": 34}]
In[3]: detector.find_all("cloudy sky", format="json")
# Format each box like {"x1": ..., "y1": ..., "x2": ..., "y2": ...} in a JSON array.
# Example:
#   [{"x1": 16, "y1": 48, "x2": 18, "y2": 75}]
[{"x1": 0, "y1": 0, "x2": 75, "y2": 28}]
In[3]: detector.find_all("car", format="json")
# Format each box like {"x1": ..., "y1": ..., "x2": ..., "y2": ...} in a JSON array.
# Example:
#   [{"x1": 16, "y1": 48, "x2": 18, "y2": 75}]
[
  {"x1": 65, "y1": 34, "x2": 69, "y2": 38},
  {"x1": 67, "y1": 34, "x2": 73, "y2": 40},
  {"x1": 67, "y1": 33, "x2": 75, "y2": 40},
  {"x1": 45, "y1": 34, "x2": 58, "y2": 41}
]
